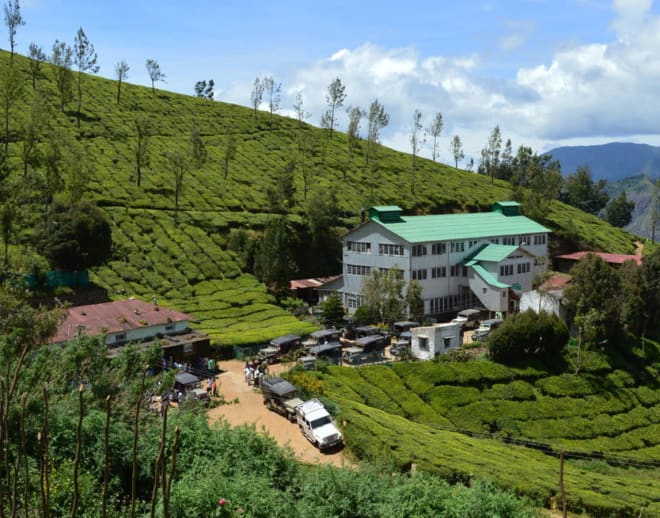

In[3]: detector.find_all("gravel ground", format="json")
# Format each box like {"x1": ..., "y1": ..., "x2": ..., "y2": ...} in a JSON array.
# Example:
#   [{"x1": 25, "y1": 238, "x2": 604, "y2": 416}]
[{"x1": 207, "y1": 359, "x2": 352, "y2": 468}]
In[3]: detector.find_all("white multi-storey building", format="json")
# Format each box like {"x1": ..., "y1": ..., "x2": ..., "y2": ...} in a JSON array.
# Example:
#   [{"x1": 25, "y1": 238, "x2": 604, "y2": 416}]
[{"x1": 322, "y1": 201, "x2": 550, "y2": 318}]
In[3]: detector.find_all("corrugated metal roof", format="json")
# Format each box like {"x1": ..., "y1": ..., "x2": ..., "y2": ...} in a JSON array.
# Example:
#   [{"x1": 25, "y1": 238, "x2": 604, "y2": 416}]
[
  {"x1": 470, "y1": 244, "x2": 519, "y2": 263},
  {"x1": 471, "y1": 264, "x2": 511, "y2": 289},
  {"x1": 374, "y1": 211, "x2": 550, "y2": 243},
  {"x1": 555, "y1": 251, "x2": 642, "y2": 266}
]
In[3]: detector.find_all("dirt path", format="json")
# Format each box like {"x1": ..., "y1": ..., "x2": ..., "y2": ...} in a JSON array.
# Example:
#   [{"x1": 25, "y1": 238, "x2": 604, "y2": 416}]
[{"x1": 207, "y1": 360, "x2": 352, "y2": 468}]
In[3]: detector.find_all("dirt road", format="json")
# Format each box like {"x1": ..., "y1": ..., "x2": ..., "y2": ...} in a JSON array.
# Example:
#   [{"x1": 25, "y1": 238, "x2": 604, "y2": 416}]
[{"x1": 207, "y1": 360, "x2": 351, "y2": 468}]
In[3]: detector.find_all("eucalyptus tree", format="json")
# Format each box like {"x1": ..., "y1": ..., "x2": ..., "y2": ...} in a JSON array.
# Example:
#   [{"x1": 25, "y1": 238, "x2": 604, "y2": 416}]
[
  {"x1": 166, "y1": 149, "x2": 190, "y2": 226},
  {"x1": 293, "y1": 92, "x2": 310, "y2": 125},
  {"x1": 145, "y1": 59, "x2": 166, "y2": 96},
  {"x1": 250, "y1": 77, "x2": 264, "y2": 120},
  {"x1": 321, "y1": 77, "x2": 346, "y2": 138},
  {"x1": 262, "y1": 76, "x2": 281, "y2": 126},
  {"x1": 3, "y1": 0, "x2": 24, "y2": 66},
  {"x1": 409, "y1": 109, "x2": 424, "y2": 194},
  {"x1": 345, "y1": 106, "x2": 364, "y2": 178},
  {"x1": 223, "y1": 133, "x2": 238, "y2": 179},
  {"x1": 426, "y1": 112, "x2": 443, "y2": 162},
  {"x1": 450, "y1": 135, "x2": 464, "y2": 168},
  {"x1": 50, "y1": 40, "x2": 74, "y2": 111},
  {"x1": 133, "y1": 116, "x2": 152, "y2": 187},
  {"x1": 366, "y1": 99, "x2": 389, "y2": 197},
  {"x1": 28, "y1": 42, "x2": 47, "y2": 89},
  {"x1": 115, "y1": 60, "x2": 129, "y2": 104},
  {"x1": 0, "y1": 60, "x2": 22, "y2": 155},
  {"x1": 73, "y1": 27, "x2": 99, "y2": 128}
]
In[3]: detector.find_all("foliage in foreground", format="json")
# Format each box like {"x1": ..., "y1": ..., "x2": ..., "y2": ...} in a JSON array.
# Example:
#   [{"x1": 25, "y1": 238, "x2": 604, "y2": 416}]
[{"x1": 0, "y1": 288, "x2": 540, "y2": 517}]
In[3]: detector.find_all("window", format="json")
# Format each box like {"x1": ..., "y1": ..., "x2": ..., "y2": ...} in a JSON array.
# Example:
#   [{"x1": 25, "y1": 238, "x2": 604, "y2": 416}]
[
  {"x1": 431, "y1": 266, "x2": 446, "y2": 278},
  {"x1": 450, "y1": 242, "x2": 465, "y2": 253},
  {"x1": 115, "y1": 333, "x2": 127, "y2": 343},
  {"x1": 346, "y1": 296, "x2": 359, "y2": 309},
  {"x1": 490, "y1": 238, "x2": 500, "y2": 244},
  {"x1": 483, "y1": 287, "x2": 487, "y2": 294},
  {"x1": 533, "y1": 234, "x2": 547, "y2": 245},
  {"x1": 412, "y1": 269, "x2": 427, "y2": 280},
  {"x1": 519, "y1": 236, "x2": 527, "y2": 245},
  {"x1": 418, "y1": 336, "x2": 429, "y2": 351},
  {"x1": 450, "y1": 265, "x2": 461, "y2": 277},
  {"x1": 347, "y1": 241, "x2": 371, "y2": 253},
  {"x1": 411, "y1": 244, "x2": 427, "y2": 257},
  {"x1": 347, "y1": 264, "x2": 372, "y2": 276},
  {"x1": 463, "y1": 266, "x2": 468, "y2": 277},
  {"x1": 165, "y1": 323, "x2": 175, "y2": 332},
  {"x1": 378, "y1": 267, "x2": 404, "y2": 279},
  {"x1": 499, "y1": 264, "x2": 514, "y2": 276},
  {"x1": 468, "y1": 240, "x2": 479, "y2": 248},
  {"x1": 432, "y1": 243, "x2": 446, "y2": 255},
  {"x1": 379, "y1": 243, "x2": 404, "y2": 256},
  {"x1": 502, "y1": 236, "x2": 516, "y2": 245},
  {"x1": 517, "y1": 262, "x2": 531, "y2": 274},
  {"x1": 429, "y1": 296, "x2": 452, "y2": 314}
]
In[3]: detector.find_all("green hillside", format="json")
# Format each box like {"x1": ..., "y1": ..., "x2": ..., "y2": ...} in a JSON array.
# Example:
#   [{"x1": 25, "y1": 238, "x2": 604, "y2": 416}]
[
  {"x1": 1, "y1": 49, "x2": 644, "y2": 346},
  {"x1": 315, "y1": 347, "x2": 660, "y2": 515}
]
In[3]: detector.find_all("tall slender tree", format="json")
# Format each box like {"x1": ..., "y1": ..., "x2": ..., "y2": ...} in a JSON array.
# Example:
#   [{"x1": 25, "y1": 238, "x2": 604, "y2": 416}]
[
  {"x1": 114, "y1": 60, "x2": 129, "y2": 104},
  {"x1": 28, "y1": 42, "x2": 46, "y2": 90},
  {"x1": 261, "y1": 76, "x2": 281, "y2": 127},
  {"x1": 73, "y1": 27, "x2": 99, "y2": 128},
  {"x1": 426, "y1": 112, "x2": 443, "y2": 162},
  {"x1": 250, "y1": 77, "x2": 263, "y2": 120},
  {"x1": 50, "y1": 40, "x2": 74, "y2": 112},
  {"x1": 145, "y1": 59, "x2": 165, "y2": 96},
  {"x1": 321, "y1": 77, "x2": 346, "y2": 138},
  {"x1": 223, "y1": 133, "x2": 238, "y2": 179},
  {"x1": 3, "y1": 0, "x2": 24, "y2": 66},
  {"x1": 450, "y1": 135, "x2": 465, "y2": 168},
  {"x1": 0, "y1": 60, "x2": 22, "y2": 155},
  {"x1": 166, "y1": 150, "x2": 189, "y2": 226},
  {"x1": 410, "y1": 109, "x2": 424, "y2": 194},
  {"x1": 366, "y1": 99, "x2": 389, "y2": 197},
  {"x1": 133, "y1": 117, "x2": 151, "y2": 187},
  {"x1": 345, "y1": 106, "x2": 364, "y2": 179},
  {"x1": 292, "y1": 91, "x2": 310, "y2": 128}
]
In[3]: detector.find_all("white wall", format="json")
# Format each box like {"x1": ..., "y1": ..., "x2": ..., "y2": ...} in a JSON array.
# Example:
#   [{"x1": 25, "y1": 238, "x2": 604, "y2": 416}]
[
  {"x1": 410, "y1": 323, "x2": 461, "y2": 361},
  {"x1": 108, "y1": 320, "x2": 189, "y2": 345}
]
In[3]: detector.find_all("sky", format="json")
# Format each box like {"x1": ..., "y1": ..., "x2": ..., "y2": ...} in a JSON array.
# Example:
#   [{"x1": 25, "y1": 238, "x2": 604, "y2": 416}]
[{"x1": 10, "y1": 0, "x2": 660, "y2": 165}]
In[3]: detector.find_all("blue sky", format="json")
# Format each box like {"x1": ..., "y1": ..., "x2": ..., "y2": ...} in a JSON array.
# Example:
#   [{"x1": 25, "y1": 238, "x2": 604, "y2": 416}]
[{"x1": 11, "y1": 0, "x2": 660, "y2": 165}]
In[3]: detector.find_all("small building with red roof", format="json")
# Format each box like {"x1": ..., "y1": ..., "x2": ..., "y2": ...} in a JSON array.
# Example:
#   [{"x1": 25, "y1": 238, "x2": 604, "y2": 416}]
[
  {"x1": 554, "y1": 251, "x2": 642, "y2": 272},
  {"x1": 51, "y1": 298, "x2": 210, "y2": 360}
]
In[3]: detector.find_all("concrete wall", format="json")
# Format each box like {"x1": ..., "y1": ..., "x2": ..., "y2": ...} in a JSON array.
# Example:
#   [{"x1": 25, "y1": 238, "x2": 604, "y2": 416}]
[
  {"x1": 410, "y1": 323, "x2": 462, "y2": 361},
  {"x1": 108, "y1": 320, "x2": 189, "y2": 345}
]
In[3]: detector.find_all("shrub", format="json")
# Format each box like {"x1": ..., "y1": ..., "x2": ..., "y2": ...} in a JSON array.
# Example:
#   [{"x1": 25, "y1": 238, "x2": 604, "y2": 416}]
[{"x1": 489, "y1": 310, "x2": 568, "y2": 364}]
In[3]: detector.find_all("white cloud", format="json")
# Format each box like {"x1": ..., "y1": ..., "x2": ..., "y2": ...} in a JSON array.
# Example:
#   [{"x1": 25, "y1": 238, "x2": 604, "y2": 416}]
[{"x1": 221, "y1": 1, "x2": 660, "y2": 163}]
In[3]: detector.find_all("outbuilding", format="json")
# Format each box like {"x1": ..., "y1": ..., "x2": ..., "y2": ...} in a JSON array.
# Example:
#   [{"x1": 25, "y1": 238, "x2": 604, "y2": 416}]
[{"x1": 410, "y1": 322, "x2": 461, "y2": 361}]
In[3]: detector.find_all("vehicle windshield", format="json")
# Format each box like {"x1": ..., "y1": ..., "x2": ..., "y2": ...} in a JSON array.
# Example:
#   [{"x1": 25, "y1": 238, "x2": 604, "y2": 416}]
[{"x1": 311, "y1": 416, "x2": 332, "y2": 428}]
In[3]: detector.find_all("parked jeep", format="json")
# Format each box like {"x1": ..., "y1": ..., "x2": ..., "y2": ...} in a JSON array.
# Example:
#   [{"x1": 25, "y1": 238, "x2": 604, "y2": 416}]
[
  {"x1": 257, "y1": 334, "x2": 302, "y2": 364},
  {"x1": 296, "y1": 399, "x2": 343, "y2": 451},
  {"x1": 261, "y1": 376, "x2": 304, "y2": 422}
]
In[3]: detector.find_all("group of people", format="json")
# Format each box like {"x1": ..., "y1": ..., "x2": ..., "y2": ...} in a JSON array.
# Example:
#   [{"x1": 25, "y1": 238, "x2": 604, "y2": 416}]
[
  {"x1": 206, "y1": 377, "x2": 218, "y2": 396},
  {"x1": 244, "y1": 358, "x2": 268, "y2": 387}
]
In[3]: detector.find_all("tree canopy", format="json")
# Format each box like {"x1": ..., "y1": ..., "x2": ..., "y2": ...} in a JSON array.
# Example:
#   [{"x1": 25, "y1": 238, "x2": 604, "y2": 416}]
[{"x1": 38, "y1": 201, "x2": 112, "y2": 271}]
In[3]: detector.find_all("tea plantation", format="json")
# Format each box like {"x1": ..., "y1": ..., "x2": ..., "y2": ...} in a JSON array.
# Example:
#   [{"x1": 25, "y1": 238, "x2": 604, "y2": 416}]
[
  {"x1": 2, "y1": 49, "x2": 645, "y2": 348},
  {"x1": 315, "y1": 348, "x2": 660, "y2": 516}
]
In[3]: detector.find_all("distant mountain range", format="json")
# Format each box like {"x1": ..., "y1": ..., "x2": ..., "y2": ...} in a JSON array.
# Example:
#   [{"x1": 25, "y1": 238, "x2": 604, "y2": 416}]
[
  {"x1": 545, "y1": 142, "x2": 660, "y2": 239},
  {"x1": 546, "y1": 142, "x2": 660, "y2": 182}
]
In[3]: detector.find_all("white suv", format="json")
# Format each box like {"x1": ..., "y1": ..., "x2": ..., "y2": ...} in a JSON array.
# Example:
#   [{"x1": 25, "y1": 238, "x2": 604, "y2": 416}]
[{"x1": 296, "y1": 399, "x2": 343, "y2": 451}]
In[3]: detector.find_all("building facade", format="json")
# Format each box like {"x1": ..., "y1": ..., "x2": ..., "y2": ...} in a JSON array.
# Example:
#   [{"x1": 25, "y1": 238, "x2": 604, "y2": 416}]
[
  {"x1": 324, "y1": 202, "x2": 550, "y2": 319},
  {"x1": 51, "y1": 298, "x2": 211, "y2": 361}
]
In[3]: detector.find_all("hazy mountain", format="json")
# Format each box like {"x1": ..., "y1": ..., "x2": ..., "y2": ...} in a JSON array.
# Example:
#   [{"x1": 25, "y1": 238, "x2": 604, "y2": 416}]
[
  {"x1": 545, "y1": 142, "x2": 660, "y2": 239},
  {"x1": 546, "y1": 142, "x2": 660, "y2": 181}
]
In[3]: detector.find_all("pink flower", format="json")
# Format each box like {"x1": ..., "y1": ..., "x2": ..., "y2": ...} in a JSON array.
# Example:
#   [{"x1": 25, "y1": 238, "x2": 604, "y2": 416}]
[{"x1": 218, "y1": 498, "x2": 227, "y2": 506}]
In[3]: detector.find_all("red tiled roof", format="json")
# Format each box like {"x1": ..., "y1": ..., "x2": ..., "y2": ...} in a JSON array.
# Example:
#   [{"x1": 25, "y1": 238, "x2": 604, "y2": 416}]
[
  {"x1": 539, "y1": 274, "x2": 572, "y2": 291},
  {"x1": 290, "y1": 276, "x2": 340, "y2": 290},
  {"x1": 556, "y1": 251, "x2": 642, "y2": 266},
  {"x1": 51, "y1": 299, "x2": 192, "y2": 344}
]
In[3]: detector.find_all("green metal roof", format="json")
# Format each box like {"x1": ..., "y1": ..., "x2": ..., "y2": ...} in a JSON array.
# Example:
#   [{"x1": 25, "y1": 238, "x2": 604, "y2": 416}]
[
  {"x1": 373, "y1": 210, "x2": 550, "y2": 243},
  {"x1": 470, "y1": 244, "x2": 519, "y2": 263},
  {"x1": 471, "y1": 264, "x2": 511, "y2": 289}
]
